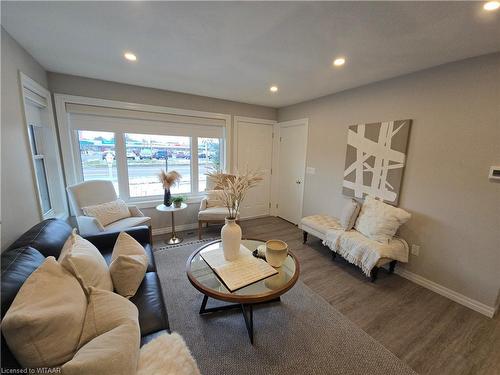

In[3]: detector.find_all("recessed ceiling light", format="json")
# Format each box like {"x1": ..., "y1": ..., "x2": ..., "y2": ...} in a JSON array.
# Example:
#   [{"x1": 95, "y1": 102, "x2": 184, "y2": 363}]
[
  {"x1": 124, "y1": 52, "x2": 137, "y2": 62},
  {"x1": 270, "y1": 85, "x2": 278, "y2": 93},
  {"x1": 484, "y1": 1, "x2": 500, "y2": 10},
  {"x1": 333, "y1": 57, "x2": 346, "y2": 67}
]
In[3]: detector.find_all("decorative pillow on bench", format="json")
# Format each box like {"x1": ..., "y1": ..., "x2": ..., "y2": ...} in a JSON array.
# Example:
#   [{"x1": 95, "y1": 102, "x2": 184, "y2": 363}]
[
  {"x1": 339, "y1": 199, "x2": 361, "y2": 230},
  {"x1": 355, "y1": 196, "x2": 411, "y2": 243}
]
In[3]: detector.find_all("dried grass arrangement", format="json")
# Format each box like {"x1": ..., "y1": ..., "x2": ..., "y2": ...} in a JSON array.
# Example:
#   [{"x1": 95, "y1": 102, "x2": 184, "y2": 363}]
[
  {"x1": 205, "y1": 169, "x2": 263, "y2": 219},
  {"x1": 158, "y1": 170, "x2": 182, "y2": 190}
]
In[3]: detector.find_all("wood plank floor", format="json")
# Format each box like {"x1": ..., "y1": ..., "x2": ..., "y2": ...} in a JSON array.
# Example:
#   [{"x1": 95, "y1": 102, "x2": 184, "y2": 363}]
[{"x1": 154, "y1": 216, "x2": 500, "y2": 375}]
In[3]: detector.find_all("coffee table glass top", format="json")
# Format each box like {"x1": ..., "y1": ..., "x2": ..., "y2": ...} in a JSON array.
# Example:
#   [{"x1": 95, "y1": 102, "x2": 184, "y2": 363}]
[{"x1": 189, "y1": 239, "x2": 297, "y2": 296}]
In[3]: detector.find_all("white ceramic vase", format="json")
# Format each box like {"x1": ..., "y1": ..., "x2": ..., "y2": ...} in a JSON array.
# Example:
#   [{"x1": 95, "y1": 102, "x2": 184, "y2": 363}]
[{"x1": 221, "y1": 218, "x2": 241, "y2": 261}]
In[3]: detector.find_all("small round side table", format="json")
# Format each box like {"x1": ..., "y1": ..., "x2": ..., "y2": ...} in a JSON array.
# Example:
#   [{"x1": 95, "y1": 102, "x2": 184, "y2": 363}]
[{"x1": 156, "y1": 203, "x2": 187, "y2": 244}]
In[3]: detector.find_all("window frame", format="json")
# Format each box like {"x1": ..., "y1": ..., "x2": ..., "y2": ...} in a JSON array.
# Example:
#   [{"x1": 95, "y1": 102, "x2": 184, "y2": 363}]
[
  {"x1": 20, "y1": 72, "x2": 68, "y2": 220},
  {"x1": 55, "y1": 95, "x2": 231, "y2": 209}
]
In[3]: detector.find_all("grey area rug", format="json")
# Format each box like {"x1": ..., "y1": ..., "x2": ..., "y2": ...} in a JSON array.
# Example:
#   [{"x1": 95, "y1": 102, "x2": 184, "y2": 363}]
[{"x1": 155, "y1": 241, "x2": 416, "y2": 375}]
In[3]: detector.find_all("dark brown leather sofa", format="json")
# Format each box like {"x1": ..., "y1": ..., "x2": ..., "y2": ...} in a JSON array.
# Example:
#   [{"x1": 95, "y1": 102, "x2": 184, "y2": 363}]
[{"x1": 1, "y1": 219, "x2": 169, "y2": 369}]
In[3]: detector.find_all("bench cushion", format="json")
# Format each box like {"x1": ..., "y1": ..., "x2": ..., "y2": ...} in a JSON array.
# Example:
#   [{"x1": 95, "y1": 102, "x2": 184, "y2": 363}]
[{"x1": 300, "y1": 215, "x2": 341, "y2": 235}]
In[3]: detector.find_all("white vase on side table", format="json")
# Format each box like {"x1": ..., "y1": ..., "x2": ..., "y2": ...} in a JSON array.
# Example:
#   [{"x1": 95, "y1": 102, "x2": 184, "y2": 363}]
[{"x1": 221, "y1": 218, "x2": 241, "y2": 261}]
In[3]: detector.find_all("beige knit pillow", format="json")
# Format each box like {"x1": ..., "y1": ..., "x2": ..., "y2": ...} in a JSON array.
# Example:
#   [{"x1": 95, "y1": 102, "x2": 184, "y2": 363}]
[
  {"x1": 109, "y1": 232, "x2": 148, "y2": 298},
  {"x1": 63, "y1": 287, "x2": 141, "y2": 375},
  {"x1": 339, "y1": 199, "x2": 361, "y2": 230},
  {"x1": 59, "y1": 231, "x2": 113, "y2": 293},
  {"x1": 1, "y1": 257, "x2": 87, "y2": 368},
  {"x1": 82, "y1": 199, "x2": 131, "y2": 227},
  {"x1": 206, "y1": 190, "x2": 225, "y2": 208}
]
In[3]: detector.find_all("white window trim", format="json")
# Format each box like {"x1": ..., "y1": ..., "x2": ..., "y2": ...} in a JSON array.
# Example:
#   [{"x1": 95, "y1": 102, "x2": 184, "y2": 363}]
[
  {"x1": 19, "y1": 72, "x2": 68, "y2": 220},
  {"x1": 54, "y1": 94, "x2": 232, "y2": 207}
]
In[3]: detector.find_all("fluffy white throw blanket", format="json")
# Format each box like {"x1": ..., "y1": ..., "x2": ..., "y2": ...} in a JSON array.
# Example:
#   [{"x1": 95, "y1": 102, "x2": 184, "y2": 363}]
[
  {"x1": 323, "y1": 228, "x2": 409, "y2": 276},
  {"x1": 137, "y1": 333, "x2": 200, "y2": 375}
]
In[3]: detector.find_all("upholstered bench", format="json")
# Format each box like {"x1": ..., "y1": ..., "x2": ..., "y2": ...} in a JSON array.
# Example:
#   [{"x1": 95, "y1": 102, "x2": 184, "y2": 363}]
[{"x1": 300, "y1": 214, "x2": 407, "y2": 282}]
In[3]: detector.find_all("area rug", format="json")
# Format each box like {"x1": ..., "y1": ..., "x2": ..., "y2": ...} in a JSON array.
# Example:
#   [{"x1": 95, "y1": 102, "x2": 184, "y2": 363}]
[{"x1": 154, "y1": 240, "x2": 416, "y2": 375}]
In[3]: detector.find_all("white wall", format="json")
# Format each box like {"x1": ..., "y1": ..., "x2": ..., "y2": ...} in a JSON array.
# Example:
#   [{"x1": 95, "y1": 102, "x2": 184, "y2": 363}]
[
  {"x1": 1, "y1": 28, "x2": 49, "y2": 249},
  {"x1": 278, "y1": 53, "x2": 500, "y2": 308}
]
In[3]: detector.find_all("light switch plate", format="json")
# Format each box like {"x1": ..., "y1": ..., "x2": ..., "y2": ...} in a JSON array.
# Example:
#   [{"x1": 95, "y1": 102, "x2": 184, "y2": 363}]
[
  {"x1": 306, "y1": 167, "x2": 316, "y2": 175},
  {"x1": 411, "y1": 244, "x2": 420, "y2": 256}
]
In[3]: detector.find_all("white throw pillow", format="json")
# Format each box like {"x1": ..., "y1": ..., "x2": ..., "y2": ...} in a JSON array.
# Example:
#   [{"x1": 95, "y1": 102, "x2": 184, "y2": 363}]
[
  {"x1": 205, "y1": 190, "x2": 225, "y2": 208},
  {"x1": 355, "y1": 196, "x2": 411, "y2": 243},
  {"x1": 63, "y1": 287, "x2": 140, "y2": 375},
  {"x1": 339, "y1": 199, "x2": 361, "y2": 230},
  {"x1": 109, "y1": 232, "x2": 148, "y2": 298},
  {"x1": 59, "y1": 230, "x2": 113, "y2": 293},
  {"x1": 1, "y1": 257, "x2": 87, "y2": 368},
  {"x1": 82, "y1": 199, "x2": 131, "y2": 227}
]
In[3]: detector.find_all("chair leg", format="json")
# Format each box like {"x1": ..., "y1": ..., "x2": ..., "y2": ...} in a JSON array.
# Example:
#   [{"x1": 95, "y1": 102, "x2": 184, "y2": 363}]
[
  {"x1": 389, "y1": 260, "x2": 397, "y2": 274},
  {"x1": 303, "y1": 231, "x2": 308, "y2": 244},
  {"x1": 371, "y1": 267, "x2": 379, "y2": 283},
  {"x1": 198, "y1": 221, "x2": 203, "y2": 240}
]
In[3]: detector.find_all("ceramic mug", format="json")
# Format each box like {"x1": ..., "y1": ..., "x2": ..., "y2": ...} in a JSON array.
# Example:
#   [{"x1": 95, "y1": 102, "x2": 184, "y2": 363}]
[{"x1": 265, "y1": 240, "x2": 288, "y2": 267}]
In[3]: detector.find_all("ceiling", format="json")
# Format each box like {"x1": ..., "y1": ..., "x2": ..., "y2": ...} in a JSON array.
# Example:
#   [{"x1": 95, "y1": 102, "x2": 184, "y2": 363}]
[{"x1": 2, "y1": 1, "x2": 499, "y2": 107}]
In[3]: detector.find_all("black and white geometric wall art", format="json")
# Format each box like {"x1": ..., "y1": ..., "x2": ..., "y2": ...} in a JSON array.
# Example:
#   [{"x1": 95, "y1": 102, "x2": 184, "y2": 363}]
[{"x1": 342, "y1": 120, "x2": 412, "y2": 205}]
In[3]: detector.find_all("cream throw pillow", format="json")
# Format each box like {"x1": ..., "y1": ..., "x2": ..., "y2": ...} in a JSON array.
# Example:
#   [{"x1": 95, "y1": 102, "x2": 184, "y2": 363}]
[
  {"x1": 339, "y1": 199, "x2": 361, "y2": 230},
  {"x1": 137, "y1": 333, "x2": 200, "y2": 375},
  {"x1": 82, "y1": 199, "x2": 131, "y2": 227},
  {"x1": 1, "y1": 257, "x2": 87, "y2": 368},
  {"x1": 355, "y1": 196, "x2": 411, "y2": 243},
  {"x1": 205, "y1": 190, "x2": 225, "y2": 208},
  {"x1": 59, "y1": 230, "x2": 113, "y2": 293},
  {"x1": 109, "y1": 232, "x2": 148, "y2": 298},
  {"x1": 63, "y1": 287, "x2": 140, "y2": 375}
]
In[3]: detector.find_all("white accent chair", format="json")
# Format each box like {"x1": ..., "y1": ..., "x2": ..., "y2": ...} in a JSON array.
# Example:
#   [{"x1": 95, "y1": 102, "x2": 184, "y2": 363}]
[
  {"x1": 67, "y1": 180, "x2": 151, "y2": 236},
  {"x1": 197, "y1": 174, "x2": 239, "y2": 239}
]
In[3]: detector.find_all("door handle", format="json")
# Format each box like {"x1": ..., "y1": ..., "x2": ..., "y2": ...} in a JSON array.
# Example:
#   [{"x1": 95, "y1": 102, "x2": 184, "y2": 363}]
[{"x1": 296, "y1": 180, "x2": 302, "y2": 184}]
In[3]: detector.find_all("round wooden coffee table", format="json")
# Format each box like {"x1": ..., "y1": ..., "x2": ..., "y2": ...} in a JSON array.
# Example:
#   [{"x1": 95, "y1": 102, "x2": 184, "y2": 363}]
[{"x1": 186, "y1": 239, "x2": 300, "y2": 344}]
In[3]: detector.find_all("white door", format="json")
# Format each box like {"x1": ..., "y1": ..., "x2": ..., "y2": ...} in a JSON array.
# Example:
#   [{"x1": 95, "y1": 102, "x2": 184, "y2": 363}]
[
  {"x1": 277, "y1": 120, "x2": 308, "y2": 224},
  {"x1": 236, "y1": 119, "x2": 274, "y2": 218}
]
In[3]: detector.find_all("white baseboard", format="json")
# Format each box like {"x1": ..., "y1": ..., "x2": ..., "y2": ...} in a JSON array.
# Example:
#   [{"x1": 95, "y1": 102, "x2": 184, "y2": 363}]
[
  {"x1": 394, "y1": 267, "x2": 496, "y2": 318},
  {"x1": 152, "y1": 222, "x2": 199, "y2": 236}
]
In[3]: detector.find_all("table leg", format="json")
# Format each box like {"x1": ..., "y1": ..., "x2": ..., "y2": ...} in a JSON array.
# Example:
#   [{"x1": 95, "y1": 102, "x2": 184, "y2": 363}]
[
  {"x1": 167, "y1": 210, "x2": 183, "y2": 244},
  {"x1": 240, "y1": 304, "x2": 253, "y2": 344},
  {"x1": 198, "y1": 295, "x2": 275, "y2": 345}
]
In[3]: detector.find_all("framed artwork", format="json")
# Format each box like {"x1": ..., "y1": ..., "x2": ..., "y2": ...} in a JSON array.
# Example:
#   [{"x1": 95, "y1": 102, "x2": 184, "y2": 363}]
[{"x1": 342, "y1": 119, "x2": 411, "y2": 205}]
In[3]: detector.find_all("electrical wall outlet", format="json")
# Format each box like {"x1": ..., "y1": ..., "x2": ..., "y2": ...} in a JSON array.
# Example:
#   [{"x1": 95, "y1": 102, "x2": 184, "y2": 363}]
[{"x1": 411, "y1": 244, "x2": 420, "y2": 256}]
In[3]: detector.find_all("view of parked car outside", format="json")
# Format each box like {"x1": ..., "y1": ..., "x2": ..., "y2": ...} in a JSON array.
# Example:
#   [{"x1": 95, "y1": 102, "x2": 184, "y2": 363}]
[{"x1": 78, "y1": 131, "x2": 221, "y2": 196}]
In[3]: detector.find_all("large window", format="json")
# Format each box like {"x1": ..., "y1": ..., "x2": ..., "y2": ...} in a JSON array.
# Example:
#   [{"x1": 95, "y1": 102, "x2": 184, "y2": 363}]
[
  {"x1": 77, "y1": 131, "x2": 118, "y2": 193},
  {"x1": 125, "y1": 134, "x2": 191, "y2": 197},
  {"x1": 198, "y1": 137, "x2": 222, "y2": 191}
]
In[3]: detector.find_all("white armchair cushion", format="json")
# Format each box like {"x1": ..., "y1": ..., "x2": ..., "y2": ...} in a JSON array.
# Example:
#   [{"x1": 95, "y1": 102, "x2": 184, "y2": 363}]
[
  {"x1": 82, "y1": 199, "x2": 131, "y2": 227},
  {"x1": 198, "y1": 207, "x2": 237, "y2": 221},
  {"x1": 205, "y1": 190, "x2": 224, "y2": 208},
  {"x1": 104, "y1": 216, "x2": 151, "y2": 232},
  {"x1": 355, "y1": 196, "x2": 411, "y2": 243}
]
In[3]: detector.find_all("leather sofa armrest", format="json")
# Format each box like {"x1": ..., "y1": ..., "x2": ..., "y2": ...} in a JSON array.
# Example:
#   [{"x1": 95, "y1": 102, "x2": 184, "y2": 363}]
[{"x1": 83, "y1": 226, "x2": 152, "y2": 251}]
